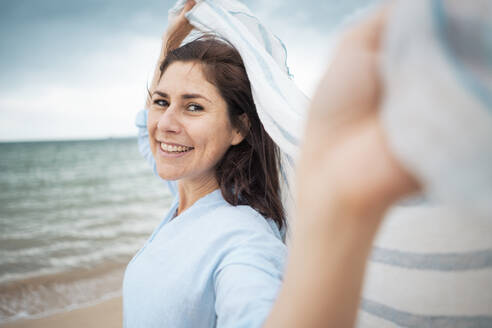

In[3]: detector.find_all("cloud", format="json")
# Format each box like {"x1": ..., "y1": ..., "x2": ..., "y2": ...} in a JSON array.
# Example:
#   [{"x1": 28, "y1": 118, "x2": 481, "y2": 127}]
[
  {"x1": 0, "y1": 0, "x2": 175, "y2": 89},
  {"x1": 250, "y1": 0, "x2": 378, "y2": 96},
  {"x1": 0, "y1": 0, "x2": 376, "y2": 141},
  {"x1": 0, "y1": 34, "x2": 159, "y2": 141},
  {"x1": 0, "y1": 84, "x2": 140, "y2": 141}
]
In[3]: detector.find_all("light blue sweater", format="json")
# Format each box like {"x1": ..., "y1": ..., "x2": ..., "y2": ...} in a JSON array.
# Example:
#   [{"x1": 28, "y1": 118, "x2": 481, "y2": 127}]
[{"x1": 122, "y1": 109, "x2": 287, "y2": 328}]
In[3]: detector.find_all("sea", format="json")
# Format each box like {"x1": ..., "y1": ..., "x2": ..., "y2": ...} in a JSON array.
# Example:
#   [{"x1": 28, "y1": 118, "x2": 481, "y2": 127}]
[{"x1": 0, "y1": 138, "x2": 173, "y2": 324}]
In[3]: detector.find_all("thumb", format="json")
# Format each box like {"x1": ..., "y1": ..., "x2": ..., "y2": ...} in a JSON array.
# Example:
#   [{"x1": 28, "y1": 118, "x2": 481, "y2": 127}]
[
  {"x1": 183, "y1": 0, "x2": 196, "y2": 14},
  {"x1": 343, "y1": 3, "x2": 393, "y2": 51}
]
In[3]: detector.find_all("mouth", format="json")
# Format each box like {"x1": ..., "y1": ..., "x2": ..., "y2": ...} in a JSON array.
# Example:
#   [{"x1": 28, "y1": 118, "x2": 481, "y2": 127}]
[{"x1": 159, "y1": 141, "x2": 195, "y2": 154}]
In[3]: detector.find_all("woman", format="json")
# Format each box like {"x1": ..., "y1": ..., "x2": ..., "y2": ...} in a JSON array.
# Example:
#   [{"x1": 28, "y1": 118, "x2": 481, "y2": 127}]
[
  {"x1": 127, "y1": 1, "x2": 490, "y2": 327},
  {"x1": 123, "y1": 2, "x2": 287, "y2": 327}
]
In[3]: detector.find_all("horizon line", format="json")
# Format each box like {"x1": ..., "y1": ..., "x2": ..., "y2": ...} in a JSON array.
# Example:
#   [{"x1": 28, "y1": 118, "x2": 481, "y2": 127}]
[{"x1": 0, "y1": 135, "x2": 137, "y2": 144}]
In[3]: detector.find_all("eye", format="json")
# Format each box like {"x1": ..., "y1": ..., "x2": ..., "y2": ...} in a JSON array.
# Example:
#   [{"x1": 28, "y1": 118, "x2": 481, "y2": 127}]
[
  {"x1": 187, "y1": 103, "x2": 204, "y2": 112},
  {"x1": 153, "y1": 99, "x2": 169, "y2": 107}
]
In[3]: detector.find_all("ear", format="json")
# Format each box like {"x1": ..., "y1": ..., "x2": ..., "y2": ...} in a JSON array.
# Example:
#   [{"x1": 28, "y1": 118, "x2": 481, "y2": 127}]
[{"x1": 231, "y1": 113, "x2": 250, "y2": 146}]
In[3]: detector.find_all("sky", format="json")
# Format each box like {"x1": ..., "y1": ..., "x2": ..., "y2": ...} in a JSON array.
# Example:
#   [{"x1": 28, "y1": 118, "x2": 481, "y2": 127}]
[{"x1": 0, "y1": 0, "x2": 375, "y2": 141}]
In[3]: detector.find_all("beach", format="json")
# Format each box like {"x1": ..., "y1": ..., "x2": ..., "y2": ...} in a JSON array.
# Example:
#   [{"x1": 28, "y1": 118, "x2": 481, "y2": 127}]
[
  {"x1": 0, "y1": 297, "x2": 122, "y2": 328},
  {"x1": 0, "y1": 262, "x2": 127, "y2": 327},
  {"x1": 0, "y1": 139, "x2": 173, "y2": 325}
]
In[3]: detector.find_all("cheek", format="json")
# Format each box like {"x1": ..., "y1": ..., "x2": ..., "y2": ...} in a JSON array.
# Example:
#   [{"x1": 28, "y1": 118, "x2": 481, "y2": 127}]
[
  {"x1": 192, "y1": 119, "x2": 234, "y2": 161},
  {"x1": 148, "y1": 112, "x2": 160, "y2": 135},
  {"x1": 146, "y1": 112, "x2": 160, "y2": 154},
  {"x1": 147, "y1": 111, "x2": 159, "y2": 132}
]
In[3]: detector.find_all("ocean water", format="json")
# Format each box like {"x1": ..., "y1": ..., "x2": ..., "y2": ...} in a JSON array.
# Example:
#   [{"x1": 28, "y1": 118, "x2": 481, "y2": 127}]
[{"x1": 0, "y1": 138, "x2": 173, "y2": 323}]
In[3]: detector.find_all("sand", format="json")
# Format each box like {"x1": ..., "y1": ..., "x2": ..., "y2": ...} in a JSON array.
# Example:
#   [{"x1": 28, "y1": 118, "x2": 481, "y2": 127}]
[
  {"x1": 0, "y1": 297, "x2": 122, "y2": 328},
  {"x1": 0, "y1": 261, "x2": 129, "y2": 328}
]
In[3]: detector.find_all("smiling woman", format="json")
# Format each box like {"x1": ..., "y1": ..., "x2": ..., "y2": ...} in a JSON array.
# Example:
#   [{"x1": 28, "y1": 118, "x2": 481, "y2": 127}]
[
  {"x1": 122, "y1": 1, "x2": 287, "y2": 327},
  {"x1": 149, "y1": 39, "x2": 285, "y2": 226}
]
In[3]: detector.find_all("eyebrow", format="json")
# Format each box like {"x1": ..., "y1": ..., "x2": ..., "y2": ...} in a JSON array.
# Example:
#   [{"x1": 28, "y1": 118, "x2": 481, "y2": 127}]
[{"x1": 152, "y1": 91, "x2": 211, "y2": 103}]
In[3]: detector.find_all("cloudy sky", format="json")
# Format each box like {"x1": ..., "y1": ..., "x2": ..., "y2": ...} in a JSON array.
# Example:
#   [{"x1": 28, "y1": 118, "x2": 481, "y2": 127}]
[{"x1": 0, "y1": 0, "x2": 375, "y2": 141}]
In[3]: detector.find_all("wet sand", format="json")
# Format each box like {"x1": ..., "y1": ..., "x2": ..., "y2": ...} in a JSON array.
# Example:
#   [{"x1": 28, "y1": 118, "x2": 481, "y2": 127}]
[
  {"x1": 0, "y1": 261, "x2": 128, "y2": 328},
  {"x1": 0, "y1": 296, "x2": 122, "y2": 328}
]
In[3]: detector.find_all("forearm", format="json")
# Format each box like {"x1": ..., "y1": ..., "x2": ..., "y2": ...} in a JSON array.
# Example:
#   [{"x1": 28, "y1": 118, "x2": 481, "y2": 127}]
[
  {"x1": 145, "y1": 5, "x2": 194, "y2": 109},
  {"x1": 145, "y1": 40, "x2": 168, "y2": 109},
  {"x1": 264, "y1": 201, "x2": 387, "y2": 328}
]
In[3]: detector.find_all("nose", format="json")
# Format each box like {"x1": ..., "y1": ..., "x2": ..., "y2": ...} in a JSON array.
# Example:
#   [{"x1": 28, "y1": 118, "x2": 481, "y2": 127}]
[{"x1": 156, "y1": 105, "x2": 182, "y2": 134}]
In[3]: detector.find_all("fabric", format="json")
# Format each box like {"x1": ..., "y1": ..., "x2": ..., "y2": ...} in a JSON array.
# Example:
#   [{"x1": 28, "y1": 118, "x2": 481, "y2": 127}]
[
  {"x1": 169, "y1": 0, "x2": 310, "y2": 225},
  {"x1": 380, "y1": 0, "x2": 492, "y2": 215},
  {"x1": 357, "y1": 204, "x2": 492, "y2": 327},
  {"x1": 124, "y1": 110, "x2": 286, "y2": 328},
  {"x1": 358, "y1": 1, "x2": 492, "y2": 326}
]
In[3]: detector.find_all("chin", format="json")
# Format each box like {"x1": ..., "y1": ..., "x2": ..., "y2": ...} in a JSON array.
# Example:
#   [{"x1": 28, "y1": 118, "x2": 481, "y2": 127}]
[
  {"x1": 156, "y1": 170, "x2": 181, "y2": 181},
  {"x1": 155, "y1": 164, "x2": 183, "y2": 181}
]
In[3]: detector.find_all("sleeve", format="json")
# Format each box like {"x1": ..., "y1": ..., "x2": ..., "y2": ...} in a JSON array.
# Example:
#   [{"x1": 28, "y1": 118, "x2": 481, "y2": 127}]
[
  {"x1": 213, "y1": 229, "x2": 287, "y2": 328},
  {"x1": 135, "y1": 109, "x2": 178, "y2": 196}
]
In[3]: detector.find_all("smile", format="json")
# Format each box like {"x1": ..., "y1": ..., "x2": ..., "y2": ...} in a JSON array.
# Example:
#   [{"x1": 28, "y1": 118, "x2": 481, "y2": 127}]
[{"x1": 159, "y1": 142, "x2": 194, "y2": 154}]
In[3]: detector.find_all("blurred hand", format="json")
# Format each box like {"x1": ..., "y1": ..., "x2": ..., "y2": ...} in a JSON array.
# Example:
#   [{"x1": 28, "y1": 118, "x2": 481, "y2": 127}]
[{"x1": 296, "y1": 5, "x2": 420, "y2": 225}]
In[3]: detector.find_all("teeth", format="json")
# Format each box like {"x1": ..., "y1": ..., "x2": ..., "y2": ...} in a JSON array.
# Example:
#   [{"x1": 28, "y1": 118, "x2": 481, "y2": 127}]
[{"x1": 160, "y1": 142, "x2": 192, "y2": 153}]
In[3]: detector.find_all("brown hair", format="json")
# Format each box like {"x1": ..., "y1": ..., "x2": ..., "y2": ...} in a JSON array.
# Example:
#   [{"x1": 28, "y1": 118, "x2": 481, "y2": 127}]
[{"x1": 159, "y1": 36, "x2": 285, "y2": 232}]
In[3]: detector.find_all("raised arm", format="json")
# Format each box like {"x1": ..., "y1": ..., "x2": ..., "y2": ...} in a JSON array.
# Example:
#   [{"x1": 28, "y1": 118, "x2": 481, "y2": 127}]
[
  {"x1": 264, "y1": 6, "x2": 419, "y2": 328},
  {"x1": 144, "y1": 0, "x2": 196, "y2": 109}
]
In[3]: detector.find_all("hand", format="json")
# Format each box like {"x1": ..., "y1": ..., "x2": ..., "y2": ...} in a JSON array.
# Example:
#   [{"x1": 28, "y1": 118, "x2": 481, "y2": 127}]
[
  {"x1": 146, "y1": 0, "x2": 196, "y2": 109},
  {"x1": 164, "y1": 0, "x2": 196, "y2": 51},
  {"x1": 296, "y1": 5, "x2": 420, "y2": 225}
]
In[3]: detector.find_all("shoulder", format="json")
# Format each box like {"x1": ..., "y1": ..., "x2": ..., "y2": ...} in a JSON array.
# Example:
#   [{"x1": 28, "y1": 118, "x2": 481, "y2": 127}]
[
  {"x1": 194, "y1": 197, "x2": 287, "y2": 255},
  {"x1": 186, "y1": 191, "x2": 287, "y2": 265},
  {"x1": 206, "y1": 203, "x2": 287, "y2": 279},
  {"x1": 204, "y1": 201, "x2": 283, "y2": 241}
]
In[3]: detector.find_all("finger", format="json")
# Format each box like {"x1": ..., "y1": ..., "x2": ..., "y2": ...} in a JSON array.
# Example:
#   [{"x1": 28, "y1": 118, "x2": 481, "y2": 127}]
[
  {"x1": 343, "y1": 2, "x2": 393, "y2": 51},
  {"x1": 183, "y1": 0, "x2": 196, "y2": 13}
]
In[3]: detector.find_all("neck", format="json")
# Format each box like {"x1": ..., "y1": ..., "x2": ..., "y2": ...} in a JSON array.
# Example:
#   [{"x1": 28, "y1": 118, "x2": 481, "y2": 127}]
[{"x1": 177, "y1": 174, "x2": 219, "y2": 215}]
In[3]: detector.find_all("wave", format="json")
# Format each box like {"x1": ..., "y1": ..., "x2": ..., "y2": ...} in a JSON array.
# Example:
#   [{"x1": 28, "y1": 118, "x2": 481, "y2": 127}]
[{"x1": 0, "y1": 261, "x2": 127, "y2": 324}]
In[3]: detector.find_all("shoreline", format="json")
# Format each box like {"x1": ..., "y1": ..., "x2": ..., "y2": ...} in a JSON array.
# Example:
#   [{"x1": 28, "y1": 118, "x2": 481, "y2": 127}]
[
  {"x1": 0, "y1": 261, "x2": 129, "y2": 325},
  {"x1": 0, "y1": 296, "x2": 122, "y2": 328}
]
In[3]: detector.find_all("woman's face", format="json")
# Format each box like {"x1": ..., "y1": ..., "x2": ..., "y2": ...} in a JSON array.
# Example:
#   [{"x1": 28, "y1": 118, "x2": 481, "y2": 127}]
[{"x1": 148, "y1": 61, "x2": 244, "y2": 183}]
